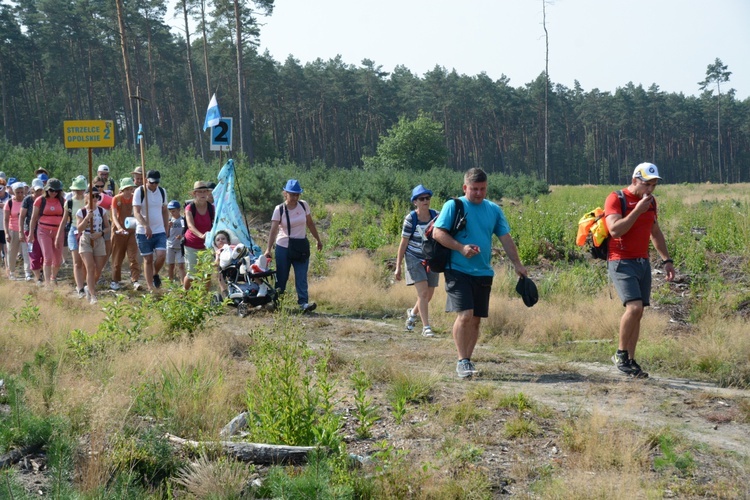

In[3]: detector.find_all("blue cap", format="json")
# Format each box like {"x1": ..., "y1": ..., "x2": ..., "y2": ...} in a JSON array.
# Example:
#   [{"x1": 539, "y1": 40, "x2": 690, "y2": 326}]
[
  {"x1": 7, "y1": 177, "x2": 17, "y2": 186},
  {"x1": 410, "y1": 184, "x2": 433, "y2": 202},
  {"x1": 167, "y1": 200, "x2": 180, "y2": 209},
  {"x1": 37, "y1": 173, "x2": 49, "y2": 182},
  {"x1": 283, "y1": 179, "x2": 303, "y2": 194}
]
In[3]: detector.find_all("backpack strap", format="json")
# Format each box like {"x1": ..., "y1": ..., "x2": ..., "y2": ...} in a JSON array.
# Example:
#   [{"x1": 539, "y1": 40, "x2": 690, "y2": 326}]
[
  {"x1": 616, "y1": 190, "x2": 627, "y2": 216},
  {"x1": 139, "y1": 185, "x2": 166, "y2": 204}
]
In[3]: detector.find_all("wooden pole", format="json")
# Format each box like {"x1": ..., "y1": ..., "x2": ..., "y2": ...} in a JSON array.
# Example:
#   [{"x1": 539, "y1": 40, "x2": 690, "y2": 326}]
[
  {"x1": 130, "y1": 86, "x2": 149, "y2": 221},
  {"x1": 88, "y1": 148, "x2": 94, "y2": 232}
]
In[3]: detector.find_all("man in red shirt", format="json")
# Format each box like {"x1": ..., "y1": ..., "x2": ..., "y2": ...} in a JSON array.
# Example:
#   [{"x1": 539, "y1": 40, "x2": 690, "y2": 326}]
[{"x1": 605, "y1": 162, "x2": 675, "y2": 378}]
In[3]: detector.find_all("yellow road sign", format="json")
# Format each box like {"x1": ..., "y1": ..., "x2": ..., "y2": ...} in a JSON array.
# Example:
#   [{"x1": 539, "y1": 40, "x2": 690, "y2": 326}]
[{"x1": 63, "y1": 120, "x2": 115, "y2": 148}]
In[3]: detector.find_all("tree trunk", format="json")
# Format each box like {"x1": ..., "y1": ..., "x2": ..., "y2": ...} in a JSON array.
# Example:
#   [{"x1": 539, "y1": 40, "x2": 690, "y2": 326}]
[
  {"x1": 181, "y1": 0, "x2": 204, "y2": 158},
  {"x1": 115, "y1": 0, "x2": 136, "y2": 148}
]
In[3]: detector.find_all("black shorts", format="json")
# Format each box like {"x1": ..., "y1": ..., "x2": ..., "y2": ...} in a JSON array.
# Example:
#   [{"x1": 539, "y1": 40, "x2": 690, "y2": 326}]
[
  {"x1": 444, "y1": 269, "x2": 493, "y2": 317},
  {"x1": 0, "y1": 230, "x2": 5, "y2": 245}
]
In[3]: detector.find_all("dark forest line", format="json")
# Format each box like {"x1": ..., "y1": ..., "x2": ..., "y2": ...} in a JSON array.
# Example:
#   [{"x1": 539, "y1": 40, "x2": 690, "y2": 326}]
[{"x1": 1, "y1": 0, "x2": 748, "y2": 185}]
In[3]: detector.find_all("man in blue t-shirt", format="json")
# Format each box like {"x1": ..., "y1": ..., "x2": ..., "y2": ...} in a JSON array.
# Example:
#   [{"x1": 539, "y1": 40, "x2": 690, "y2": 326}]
[{"x1": 433, "y1": 168, "x2": 528, "y2": 379}]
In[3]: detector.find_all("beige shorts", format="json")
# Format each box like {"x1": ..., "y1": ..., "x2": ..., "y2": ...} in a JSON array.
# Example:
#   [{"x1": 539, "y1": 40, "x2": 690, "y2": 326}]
[{"x1": 79, "y1": 232, "x2": 106, "y2": 257}]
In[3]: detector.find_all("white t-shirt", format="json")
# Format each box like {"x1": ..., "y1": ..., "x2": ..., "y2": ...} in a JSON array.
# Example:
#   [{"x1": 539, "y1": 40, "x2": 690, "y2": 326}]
[
  {"x1": 133, "y1": 186, "x2": 167, "y2": 234},
  {"x1": 271, "y1": 200, "x2": 310, "y2": 248}
]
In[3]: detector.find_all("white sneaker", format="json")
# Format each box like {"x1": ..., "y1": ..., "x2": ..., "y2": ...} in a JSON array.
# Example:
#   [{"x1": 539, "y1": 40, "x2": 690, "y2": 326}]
[
  {"x1": 77, "y1": 289, "x2": 86, "y2": 299},
  {"x1": 132, "y1": 282, "x2": 143, "y2": 291},
  {"x1": 110, "y1": 281, "x2": 121, "y2": 290},
  {"x1": 84, "y1": 285, "x2": 90, "y2": 299},
  {"x1": 25, "y1": 274, "x2": 33, "y2": 281},
  {"x1": 89, "y1": 296, "x2": 98, "y2": 305},
  {"x1": 257, "y1": 283, "x2": 268, "y2": 297},
  {"x1": 422, "y1": 326, "x2": 435, "y2": 337}
]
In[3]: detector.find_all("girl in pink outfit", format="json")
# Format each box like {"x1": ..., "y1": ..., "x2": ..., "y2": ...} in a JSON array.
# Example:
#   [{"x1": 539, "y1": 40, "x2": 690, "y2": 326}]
[{"x1": 28, "y1": 178, "x2": 66, "y2": 286}]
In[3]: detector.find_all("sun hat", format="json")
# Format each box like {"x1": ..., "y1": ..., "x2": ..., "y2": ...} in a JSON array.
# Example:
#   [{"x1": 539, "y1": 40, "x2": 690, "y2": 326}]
[
  {"x1": 120, "y1": 177, "x2": 136, "y2": 190},
  {"x1": 193, "y1": 181, "x2": 210, "y2": 191},
  {"x1": 131, "y1": 166, "x2": 143, "y2": 175},
  {"x1": 146, "y1": 170, "x2": 160, "y2": 183},
  {"x1": 69, "y1": 177, "x2": 88, "y2": 191},
  {"x1": 31, "y1": 179, "x2": 44, "y2": 191},
  {"x1": 410, "y1": 184, "x2": 433, "y2": 202},
  {"x1": 45, "y1": 178, "x2": 64, "y2": 192},
  {"x1": 283, "y1": 179, "x2": 303, "y2": 194},
  {"x1": 167, "y1": 200, "x2": 180, "y2": 209},
  {"x1": 633, "y1": 162, "x2": 662, "y2": 181},
  {"x1": 515, "y1": 276, "x2": 539, "y2": 308}
]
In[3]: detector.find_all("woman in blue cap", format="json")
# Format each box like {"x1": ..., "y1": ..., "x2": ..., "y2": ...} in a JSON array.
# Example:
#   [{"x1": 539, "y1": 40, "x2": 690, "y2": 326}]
[
  {"x1": 394, "y1": 184, "x2": 439, "y2": 337},
  {"x1": 264, "y1": 179, "x2": 323, "y2": 313}
]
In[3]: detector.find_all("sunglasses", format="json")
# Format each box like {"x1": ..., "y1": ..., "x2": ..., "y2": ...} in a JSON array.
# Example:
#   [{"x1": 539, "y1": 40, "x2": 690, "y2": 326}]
[
  {"x1": 148, "y1": 180, "x2": 160, "y2": 184},
  {"x1": 94, "y1": 184, "x2": 105, "y2": 188},
  {"x1": 417, "y1": 196, "x2": 431, "y2": 201}
]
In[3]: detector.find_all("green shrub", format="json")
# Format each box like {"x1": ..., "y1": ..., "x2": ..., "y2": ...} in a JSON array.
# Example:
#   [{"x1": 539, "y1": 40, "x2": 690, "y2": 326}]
[{"x1": 245, "y1": 312, "x2": 342, "y2": 449}]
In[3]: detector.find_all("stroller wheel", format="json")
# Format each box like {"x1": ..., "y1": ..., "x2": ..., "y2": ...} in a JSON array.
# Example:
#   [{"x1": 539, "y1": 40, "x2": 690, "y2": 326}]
[
  {"x1": 211, "y1": 292, "x2": 224, "y2": 307},
  {"x1": 237, "y1": 302, "x2": 249, "y2": 317}
]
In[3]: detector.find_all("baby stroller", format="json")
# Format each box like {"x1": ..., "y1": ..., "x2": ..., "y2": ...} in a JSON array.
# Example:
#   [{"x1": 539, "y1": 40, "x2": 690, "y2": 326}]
[{"x1": 214, "y1": 244, "x2": 278, "y2": 317}]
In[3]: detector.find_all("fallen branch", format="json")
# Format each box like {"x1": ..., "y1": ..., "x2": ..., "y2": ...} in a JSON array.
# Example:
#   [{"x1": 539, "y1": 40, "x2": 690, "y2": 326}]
[{"x1": 164, "y1": 433, "x2": 320, "y2": 465}]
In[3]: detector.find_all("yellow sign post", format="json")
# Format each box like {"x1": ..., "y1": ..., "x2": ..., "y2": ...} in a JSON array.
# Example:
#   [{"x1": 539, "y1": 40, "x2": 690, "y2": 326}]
[
  {"x1": 63, "y1": 120, "x2": 115, "y2": 217},
  {"x1": 63, "y1": 120, "x2": 115, "y2": 149}
]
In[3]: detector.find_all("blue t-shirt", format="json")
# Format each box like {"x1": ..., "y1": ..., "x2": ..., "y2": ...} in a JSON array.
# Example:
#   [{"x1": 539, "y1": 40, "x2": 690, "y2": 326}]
[{"x1": 434, "y1": 196, "x2": 510, "y2": 276}]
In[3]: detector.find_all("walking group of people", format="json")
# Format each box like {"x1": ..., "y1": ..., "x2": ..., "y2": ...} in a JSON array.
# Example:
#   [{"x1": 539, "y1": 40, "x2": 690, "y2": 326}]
[
  {"x1": 1, "y1": 166, "x2": 323, "y2": 312},
  {"x1": 394, "y1": 164, "x2": 675, "y2": 380},
  {"x1": 2, "y1": 161, "x2": 674, "y2": 378}
]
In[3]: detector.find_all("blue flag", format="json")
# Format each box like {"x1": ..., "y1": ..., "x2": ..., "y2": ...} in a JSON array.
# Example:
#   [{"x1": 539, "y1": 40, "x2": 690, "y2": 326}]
[
  {"x1": 205, "y1": 159, "x2": 259, "y2": 254},
  {"x1": 203, "y1": 93, "x2": 221, "y2": 131}
]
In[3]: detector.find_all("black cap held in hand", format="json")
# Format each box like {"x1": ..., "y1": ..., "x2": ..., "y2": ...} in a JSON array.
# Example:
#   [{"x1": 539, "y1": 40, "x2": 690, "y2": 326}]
[{"x1": 516, "y1": 276, "x2": 539, "y2": 308}]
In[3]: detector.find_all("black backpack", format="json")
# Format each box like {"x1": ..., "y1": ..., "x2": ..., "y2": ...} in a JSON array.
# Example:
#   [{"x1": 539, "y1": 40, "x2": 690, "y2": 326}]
[
  {"x1": 589, "y1": 190, "x2": 627, "y2": 260},
  {"x1": 422, "y1": 198, "x2": 466, "y2": 273}
]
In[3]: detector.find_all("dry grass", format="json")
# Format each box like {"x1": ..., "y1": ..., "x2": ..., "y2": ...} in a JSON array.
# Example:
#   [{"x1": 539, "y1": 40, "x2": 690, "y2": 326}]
[
  {"x1": 663, "y1": 182, "x2": 750, "y2": 205},
  {"x1": 561, "y1": 409, "x2": 651, "y2": 474}
]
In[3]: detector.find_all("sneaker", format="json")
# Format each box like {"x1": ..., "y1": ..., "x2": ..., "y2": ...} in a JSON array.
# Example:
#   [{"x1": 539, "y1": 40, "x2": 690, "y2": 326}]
[
  {"x1": 110, "y1": 281, "x2": 121, "y2": 291},
  {"x1": 456, "y1": 359, "x2": 478, "y2": 379},
  {"x1": 301, "y1": 302, "x2": 317, "y2": 313},
  {"x1": 629, "y1": 359, "x2": 649, "y2": 379},
  {"x1": 25, "y1": 274, "x2": 33, "y2": 282},
  {"x1": 405, "y1": 308, "x2": 418, "y2": 331},
  {"x1": 83, "y1": 285, "x2": 90, "y2": 300},
  {"x1": 132, "y1": 281, "x2": 143, "y2": 291},
  {"x1": 611, "y1": 352, "x2": 649, "y2": 378},
  {"x1": 153, "y1": 274, "x2": 162, "y2": 289},
  {"x1": 89, "y1": 296, "x2": 98, "y2": 305},
  {"x1": 77, "y1": 288, "x2": 86, "y2": 299},
  {"x1": 421, "y1": 326, "x2": 435, "y2": 337}
]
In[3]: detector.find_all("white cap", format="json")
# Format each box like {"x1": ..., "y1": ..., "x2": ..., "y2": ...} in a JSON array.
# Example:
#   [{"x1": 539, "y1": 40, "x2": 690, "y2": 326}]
[
  {"x1": 31, "y1": 178, "x2": 44, "y2": 191},
  {"x1": 97, "y1": 164, "x2": 110, "y2": 172},
  {"x1": 0, "y1": 172, "x2": 5, "y2": 179},
  {"x1": 11, "y1": 181, "x2": 24, "y2": 191},
  {"x1": 632, "y1": 162, "x2": 662, "y2": 181}
]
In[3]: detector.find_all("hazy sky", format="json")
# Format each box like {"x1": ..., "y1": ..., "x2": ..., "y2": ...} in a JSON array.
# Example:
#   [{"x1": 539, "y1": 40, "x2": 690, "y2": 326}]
[{"x1": 249, "y1": 0, "x2": 749, "y2": 99}]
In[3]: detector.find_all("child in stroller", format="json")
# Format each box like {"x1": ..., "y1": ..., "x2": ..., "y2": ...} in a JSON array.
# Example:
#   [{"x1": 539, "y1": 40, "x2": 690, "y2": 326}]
[{"x1": 213, "y1": 230, "x2": 277, "y2": 316}]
